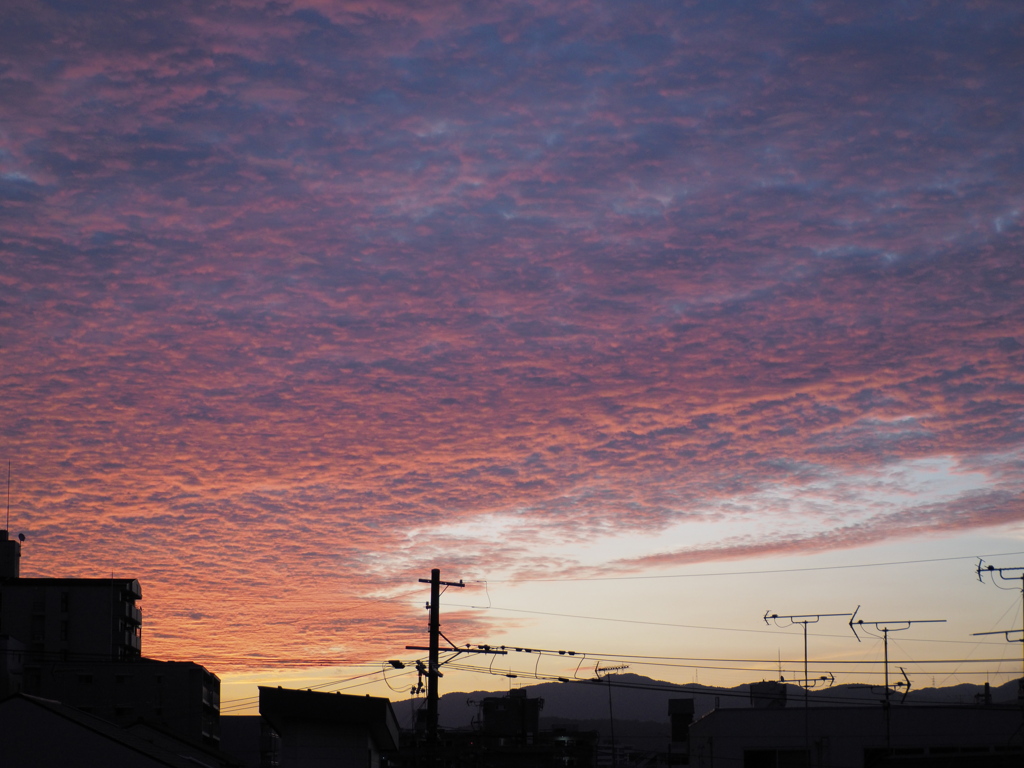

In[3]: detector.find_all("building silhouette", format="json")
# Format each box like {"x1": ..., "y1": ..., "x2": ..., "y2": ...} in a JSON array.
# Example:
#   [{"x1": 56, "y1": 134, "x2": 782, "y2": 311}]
[
  {"x1": 0, "y1": 576, "x2": 143, "y2": 669},
  {"x1": 688, "y1": 702, "x2": 1024, "y2": 768},
  {"x1": 0, "y1": 693, "x2": 238, "y2": 768},
  {"x1": 0, "y1": 528, "x2": 22, "y2": 578},
  {"x1": 0, "y1": 529, "x2": 221, "y2": 747},
  {"x1": 259, "y1": 686, "x2": 399, "y2": 768}
]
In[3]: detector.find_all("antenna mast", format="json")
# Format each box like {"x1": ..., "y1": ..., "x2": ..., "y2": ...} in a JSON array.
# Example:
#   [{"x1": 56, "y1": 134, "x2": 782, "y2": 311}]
[
  {"x1": 972, "y1": 560, "x2": 1024, "y2": 682},
  {"x1": 764, "y1": 610, "x2": 849, "y2": 708},
  {"x1": 848, "y1": 606, "x2": 946, "y2": 747},
  {"x1": 595, "y1": 663, "x2": 629, "y2": 768}
]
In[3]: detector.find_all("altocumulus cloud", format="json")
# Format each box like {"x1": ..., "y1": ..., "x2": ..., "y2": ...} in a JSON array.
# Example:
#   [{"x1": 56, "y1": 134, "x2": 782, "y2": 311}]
[{"x1": 0, "y1": 0, "x2": 1022, "y2": 666}]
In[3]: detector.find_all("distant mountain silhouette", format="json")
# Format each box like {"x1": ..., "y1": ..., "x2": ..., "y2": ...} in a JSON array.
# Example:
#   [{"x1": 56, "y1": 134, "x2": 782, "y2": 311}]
[{"x1": 393, "y1": 673, "x2": 1022, "y2": 733}]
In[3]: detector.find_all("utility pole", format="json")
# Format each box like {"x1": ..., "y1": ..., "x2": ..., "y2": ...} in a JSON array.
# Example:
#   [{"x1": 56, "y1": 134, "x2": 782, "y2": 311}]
[
  {"x1": 408, "y1": 568, "x2": 463, "y2": 745},
  {"x1": 405, "y1": 568, "x2": 505, "y2": 755},
  {"x1": 425, "y1": 568, "x2": 450, "y2": 742}
]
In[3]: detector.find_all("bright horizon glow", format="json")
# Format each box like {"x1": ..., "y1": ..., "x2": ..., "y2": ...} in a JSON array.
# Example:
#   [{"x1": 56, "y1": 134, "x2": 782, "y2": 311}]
[{"x1": 214, "y1": 531, "x2": 1024, "y2": 716}]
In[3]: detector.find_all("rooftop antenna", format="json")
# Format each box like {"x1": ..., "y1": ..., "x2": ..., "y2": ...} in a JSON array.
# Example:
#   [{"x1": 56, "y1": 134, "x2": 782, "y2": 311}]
[
  {"x1": 595, "y1": 663, "x2": 629, "y2": 768},
  {"x1": 0, "y1": 462, "x2": 24, "y2": 579},
  {"x1": 972, "y1": 560, "x2": 1024, "y2": 682},
  {"x1": 764, "y1": 610, "x2": 849, "y2": 708},
  {"x1": 848, "y1": 605, "x2": 946, "y2": 747}
]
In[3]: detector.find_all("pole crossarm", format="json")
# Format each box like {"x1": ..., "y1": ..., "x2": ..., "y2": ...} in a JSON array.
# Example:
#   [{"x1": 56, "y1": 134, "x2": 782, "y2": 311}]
[
  {"x1": 405, "y1": 645, "x2": 508, "y2": 655},
  {"x1": 419, "y1": 577, "x2": 466, "y2": 588}
]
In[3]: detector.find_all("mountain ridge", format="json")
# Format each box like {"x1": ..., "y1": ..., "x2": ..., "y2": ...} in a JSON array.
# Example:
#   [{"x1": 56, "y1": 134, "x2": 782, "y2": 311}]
[{"x1": 394, "y1": 673, "x2": 1023, "y2": 731}]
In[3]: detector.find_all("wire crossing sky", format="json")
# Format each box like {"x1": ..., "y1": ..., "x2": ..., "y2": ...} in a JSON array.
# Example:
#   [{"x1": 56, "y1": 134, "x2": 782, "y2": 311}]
[{"x1": 1, "y1": 0, "x2": 1023, "y2": 703}]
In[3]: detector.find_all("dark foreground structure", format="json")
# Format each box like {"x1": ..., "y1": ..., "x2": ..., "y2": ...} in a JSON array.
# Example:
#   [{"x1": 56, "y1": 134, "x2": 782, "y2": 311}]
[
  {"x1": 1, "y1": 529, "x2": 221, "y2": 749},
  {"x1": 245, "y1": 681, "x2": 1024, "y2": 768},
  {"x1": 688, "y1": 701, "x2": 1024, "y2": 768},
  {"x1": 0, "y1": 693, "x2": 239, "y2": 768},
  {"x1": 259, "y1": 686, "x2": 400, "y2": 768}
]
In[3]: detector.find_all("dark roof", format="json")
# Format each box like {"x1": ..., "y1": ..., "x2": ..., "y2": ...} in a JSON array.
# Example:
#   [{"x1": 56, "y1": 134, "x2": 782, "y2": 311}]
[
  {"x1": 0, "y1": 577, "x2": 142, "y2": 598},
  {"x1": 259, "y1": 686, "x2": 400, "y2": 751},
  {"x1": 127, "y1": 721, "x2": 242, "y2": 768},
  {"x1": 0, "y1": 693, "x2": 217, "y2": 767}
]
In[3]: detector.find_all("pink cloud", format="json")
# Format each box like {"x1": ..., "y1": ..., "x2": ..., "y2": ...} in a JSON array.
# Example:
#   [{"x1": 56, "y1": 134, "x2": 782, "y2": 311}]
[{"x1": 1, "y1": 0, "x2": 1022, "y2": 670}]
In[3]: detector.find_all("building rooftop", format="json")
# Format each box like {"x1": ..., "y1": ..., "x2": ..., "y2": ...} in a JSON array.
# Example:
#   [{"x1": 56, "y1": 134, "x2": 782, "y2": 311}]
[
  {"x1": 0, "y1": 577, "x2": 142, "y2": 598},
  {"x1": 259, "y1": 686, "x2": 400, "y2": 751}
]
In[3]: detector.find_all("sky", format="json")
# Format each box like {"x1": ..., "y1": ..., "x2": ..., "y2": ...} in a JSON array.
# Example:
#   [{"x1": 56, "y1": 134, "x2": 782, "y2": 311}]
[{"x1": 2, "y1": 0, "x2": 1024, "y2": 716}]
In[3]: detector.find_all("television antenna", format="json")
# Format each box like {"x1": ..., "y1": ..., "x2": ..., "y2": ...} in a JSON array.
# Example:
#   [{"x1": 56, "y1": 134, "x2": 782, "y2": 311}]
[
  {"x1": 595, "y1": 663, "x2": 629, "y2": 768},
  {"x1": 764, "y1": 610, "x2": 849, "y2": 708},
  {"x1": 849, "y1": 606, "x2": 946, "y2": 747},
  {"x1": 972, "y1": 560, "x2": 1024, "y2": 680}
]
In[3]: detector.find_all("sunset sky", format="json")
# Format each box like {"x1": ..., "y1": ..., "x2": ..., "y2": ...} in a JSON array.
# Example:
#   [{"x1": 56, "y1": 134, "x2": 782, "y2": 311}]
[{"x1": 2, "y1": 1, "x2": 1023, "y2": 716}]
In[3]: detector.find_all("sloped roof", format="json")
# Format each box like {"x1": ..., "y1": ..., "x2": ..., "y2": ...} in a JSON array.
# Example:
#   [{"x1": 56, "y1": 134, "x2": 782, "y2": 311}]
[{"x1": 0, "y1": 693, "x2": 227, "y2": 768}]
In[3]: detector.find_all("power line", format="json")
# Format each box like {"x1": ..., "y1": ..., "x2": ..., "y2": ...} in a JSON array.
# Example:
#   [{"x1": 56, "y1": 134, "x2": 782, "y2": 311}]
[
  {"x1": 447, "y1": 603, "x2": 793, "y2": 634},
  {"x1": 215, "y1": 642, "x2": 1022, "y2": 713},
  {"x1": 439, "y1": 661, "x2": 1016, "y2": 708},
  {"x1": 219, "y1": 666, "x2": 416, "y2": 712},
  {"x1": 446, "y1": 603, "x2": 1006, "y2": 645},
  {"x1": 462, "y1": 643, "x2": 1018, "y2": 668},
  {"x1": 469, "y1": 551, "x2": 1024, "y2": 583}
]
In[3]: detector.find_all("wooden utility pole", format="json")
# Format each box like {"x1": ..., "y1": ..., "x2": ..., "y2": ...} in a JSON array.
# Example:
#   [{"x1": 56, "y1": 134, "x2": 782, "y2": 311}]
[
  {"x1": 425, "y1": 569, "x2": 456, "y2": 742},
  {"x1": 409, "y1": 568, "x2": 465, "y2": 744},
  {"x1": 405, "y1": 568, "x2": 506, "y2": 755}
]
